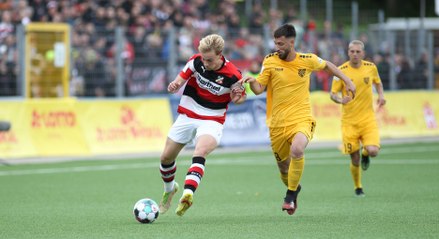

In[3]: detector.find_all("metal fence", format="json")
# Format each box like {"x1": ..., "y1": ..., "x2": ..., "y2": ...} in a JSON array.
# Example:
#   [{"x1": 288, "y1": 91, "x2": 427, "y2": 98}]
[{"x1": 1, "y1": 1, "x2": 438, "y2": 99}]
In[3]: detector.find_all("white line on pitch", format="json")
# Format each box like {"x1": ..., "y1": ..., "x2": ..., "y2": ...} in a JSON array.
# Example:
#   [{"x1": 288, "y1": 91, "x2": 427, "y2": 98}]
[{"x1": 0, "y1": 158, "x2": 438, "y2": 177}]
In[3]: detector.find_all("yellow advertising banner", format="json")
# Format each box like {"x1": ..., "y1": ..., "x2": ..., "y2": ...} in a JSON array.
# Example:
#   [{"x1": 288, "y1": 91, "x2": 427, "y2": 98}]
[
  {"x1": 76, "y1": 99, "x2": 172, "y2": 155},
  {"x1": 376, "y1": 91, "x2": 439, "y2": 137},
  {"x1": 0, "y1": 98, "x2": 173, "y2": 159},
  {"x1": 0, "y1": 99, "x2": 90, "y2": 157},
  {"x1": 27, "y1": 98, "x2": 89, "y2": 156},
  {"x1": 311, "y1": 91, "x2": 439, "y2": 141},
  {"x1": 0, "y1": 92, "x2": 437, "y2": 160},
  {"x1": 0, "y1": 101, "x2": 38, "y2": 158}
]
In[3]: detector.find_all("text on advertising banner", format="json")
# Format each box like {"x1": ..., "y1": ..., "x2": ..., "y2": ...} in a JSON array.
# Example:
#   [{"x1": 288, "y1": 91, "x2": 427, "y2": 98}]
[{"x1": 76, "y1": 99, "x2": 173, "y2": 155}]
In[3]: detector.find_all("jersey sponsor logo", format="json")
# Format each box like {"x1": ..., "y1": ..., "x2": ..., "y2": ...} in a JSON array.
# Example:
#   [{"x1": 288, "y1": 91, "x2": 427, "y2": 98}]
[
  {"x1": 298, "y1": 68, "x2": 306, "y2": 77},
  {"x1": 275, "y1": 67, "x2": 283, "y2": 71},
  {"x1": 363, "y1": 77, "x2": 370, "y2": 84},
  {"x1": 196, "y1": 74, "x2": 223, "y2": 95}
]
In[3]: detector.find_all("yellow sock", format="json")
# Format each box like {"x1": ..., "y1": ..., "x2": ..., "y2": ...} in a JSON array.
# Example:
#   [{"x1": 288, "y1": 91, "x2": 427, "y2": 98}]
[
  {"x1": 288, "y1": 157, "x2": 304, "y2": 191},
  {"x1": 280, "y1": 173, "x2": 288, "y2": 187},
  {"x1": 350, "y1": 162, "x2": 362, "y2": 189},
  {"x1": 362, "y1": 148, "x2": 369, "y2": 157}
]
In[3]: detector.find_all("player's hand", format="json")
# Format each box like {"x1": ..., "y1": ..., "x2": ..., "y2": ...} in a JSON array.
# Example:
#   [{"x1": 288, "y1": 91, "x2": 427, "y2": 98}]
[
  {"x1": 230, "y1": 90, "x2": 243, "y2": 103},
  {"x1": 231, "y1": 81, "x2": 244, "y2": 94},
  {"x1": 168, "y1": 81, "x2": 182, "y2": 93},
  {"x1": 345, "y1": 81, "x2": 356, "y2": 99},
  {"x1": 341, "y1": 95, "x2": 353, "y2": 104},
  {"x1": 377, "y1": 97, "x2": 386, "y2": 108}
]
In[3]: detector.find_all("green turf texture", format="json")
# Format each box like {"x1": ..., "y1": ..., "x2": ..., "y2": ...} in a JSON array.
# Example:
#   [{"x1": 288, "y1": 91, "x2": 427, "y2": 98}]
[{"x1": 1, "y1": 141, "x2": 438, "y2": 238}]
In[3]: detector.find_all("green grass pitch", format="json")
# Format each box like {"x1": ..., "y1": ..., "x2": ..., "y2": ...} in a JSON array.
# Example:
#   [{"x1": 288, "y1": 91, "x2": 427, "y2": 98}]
[{"x1": 1, "y1": 141, "x2": 438, "y2": 238}]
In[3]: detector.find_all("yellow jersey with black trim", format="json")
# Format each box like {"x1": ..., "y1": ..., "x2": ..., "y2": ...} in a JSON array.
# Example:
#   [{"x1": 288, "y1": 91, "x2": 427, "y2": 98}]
[
  {"x1": 257, "y1": 52, "x2": 327, "y2": 128},
  {"x1": 331, "y1": 60, "x2": 381, "y2": 124}
]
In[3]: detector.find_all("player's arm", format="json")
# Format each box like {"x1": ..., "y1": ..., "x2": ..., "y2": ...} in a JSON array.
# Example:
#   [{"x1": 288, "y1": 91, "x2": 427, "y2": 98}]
[
  {"x1": 241, "y1": 76, "x2": 266, "y2": 95},
  {"x1": 373, "y1": 82, "x2": 386, "y2": 107},
  {"x1": 325, "y1": 61, "x2": 356, "y2": 98},
  {"x1": 168, "y1": 75, "x2": 186, "y2": 93},
  {"x1": 330, "y1": 78, "x2": 352, "y2": 105}
]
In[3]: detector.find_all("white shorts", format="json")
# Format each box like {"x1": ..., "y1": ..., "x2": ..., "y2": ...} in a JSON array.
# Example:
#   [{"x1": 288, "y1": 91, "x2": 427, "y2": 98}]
[{"x1": 168, "y1": 114, "x2": 224, "y2": 145}]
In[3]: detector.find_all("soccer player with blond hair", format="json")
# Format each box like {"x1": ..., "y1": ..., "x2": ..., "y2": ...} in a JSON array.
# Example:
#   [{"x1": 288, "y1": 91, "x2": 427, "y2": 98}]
[
  {"x1": 158, "y1": 34, "x2": 246, "y2": 216},
  {"x1": 330, "y1": 39, "x2": 386, "y2": 197},
  {"x1": 243, "y1": 24, "x2": 356, "y2": 215}
]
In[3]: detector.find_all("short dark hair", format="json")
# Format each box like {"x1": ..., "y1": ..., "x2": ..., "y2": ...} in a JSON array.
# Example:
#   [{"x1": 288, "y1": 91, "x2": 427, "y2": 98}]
[{"x1": 273, "y1": 24, "x2": 296, "y2": 38}]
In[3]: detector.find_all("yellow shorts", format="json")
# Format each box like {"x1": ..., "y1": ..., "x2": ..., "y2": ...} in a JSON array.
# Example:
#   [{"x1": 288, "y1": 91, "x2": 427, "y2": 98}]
[
  {"x1": 341, "y1": 120, "x2": 380, "y2": 154},
  {"x1": 269, "y1": 120, "x2": 316, "y2": 162}
]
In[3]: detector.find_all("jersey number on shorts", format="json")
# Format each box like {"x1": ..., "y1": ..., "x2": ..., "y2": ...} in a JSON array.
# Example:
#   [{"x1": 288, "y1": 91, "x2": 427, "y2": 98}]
[{"x1": 344, "y1": 143, "x2": 353, "y2": 154}]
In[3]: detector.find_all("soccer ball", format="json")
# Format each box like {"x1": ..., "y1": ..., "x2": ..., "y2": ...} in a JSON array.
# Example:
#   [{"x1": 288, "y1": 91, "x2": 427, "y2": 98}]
[{"x1": 133, "y1": 198, "x2": 160, "y2": 224}]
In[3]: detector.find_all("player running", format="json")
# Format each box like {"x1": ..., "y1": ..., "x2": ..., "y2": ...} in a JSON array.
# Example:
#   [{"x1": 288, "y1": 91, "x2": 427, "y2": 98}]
[
  {"x1": 158, "y1": 34, "x2": 246, "y2": 216},
  {"x1": 243, "y1": 24, "x2": 356, "y2": 215},
  {"x1": 330, "y1": 40, "x2": 386, "y2": 197}
]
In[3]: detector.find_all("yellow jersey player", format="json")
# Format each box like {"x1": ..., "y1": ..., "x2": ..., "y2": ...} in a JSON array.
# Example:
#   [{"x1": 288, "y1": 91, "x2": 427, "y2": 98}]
[
  {"x1": 243, "y1": 24, "x2": 356, "y2": 215},
  {"x1": 330, "y1": 40, "x2": 386, "y2": 197}
]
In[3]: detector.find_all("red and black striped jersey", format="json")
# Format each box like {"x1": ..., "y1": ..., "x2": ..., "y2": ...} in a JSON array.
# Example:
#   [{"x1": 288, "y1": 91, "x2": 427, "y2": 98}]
[{"x1": 178, "y1": 53, "x2": 243, "y2": 124}]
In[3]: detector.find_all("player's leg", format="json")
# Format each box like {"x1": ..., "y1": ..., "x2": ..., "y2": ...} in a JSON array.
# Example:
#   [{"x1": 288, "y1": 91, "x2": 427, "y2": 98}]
[
  {"x1": 159, "y1": 138, "x2": 185, "y2": 213},
  {"x1": 342, "y1": 124, "x2": 363, "y2": 196},
  {"x1": 176, "y1": 120, "x2": 222, "y2": 216},
  {"x1": 349, "y1": 151, "x2": 364, "y2": 196},
  {"x1": 364, "y1": 145, "x2": 379, "y2": 157},
  {"x1": 361, "y1": 145, "x2": 380, "y2": 171},
  {"x1": 159, "y1": 115, "x2": 193, "y2": 213},
  {"x1": 270, "y1": 128, "x2": 294, "y2": 213},
  {"x1": 176, "y1": 135, "x2": 216, "y2": 216},
  {"x1": 270, "y1": 127, "x2": 290, "y2": 187},
  {"x1": 288, "y1": 132, "x2": 308, "y2": 190},
  {"x1": 282, "y1": 132, "x2": 308, "y2": 214},
  {"x1": 360, "y1": 122, "x2": 380, "y2": 171},
  {"x1": 282, "y1": 120, "x2": 315, "y2": 215}
]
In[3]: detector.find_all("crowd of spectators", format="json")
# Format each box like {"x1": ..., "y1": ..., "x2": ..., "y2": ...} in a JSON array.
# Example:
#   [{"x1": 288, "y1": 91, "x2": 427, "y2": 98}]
[{"x1": 0, "y1": 0, "x2": 437, "y2": 97}]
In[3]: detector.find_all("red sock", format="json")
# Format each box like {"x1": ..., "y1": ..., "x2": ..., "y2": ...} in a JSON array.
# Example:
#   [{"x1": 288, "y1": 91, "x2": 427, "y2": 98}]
[
  {"x1": 184, "y1": 157, "x2": 205, "y2": 193},
  {"x1": 160, "y1": 161, "x2": 176, "y2": 192}
]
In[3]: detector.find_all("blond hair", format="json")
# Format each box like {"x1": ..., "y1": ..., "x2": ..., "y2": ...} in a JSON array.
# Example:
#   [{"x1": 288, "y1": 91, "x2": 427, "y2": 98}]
[
  {"x1": 348, "y1": 40, "x2": 365, "y2": 50},
  {"x1": 198, "y1": 34, "x2": 225, "y2": 54}
]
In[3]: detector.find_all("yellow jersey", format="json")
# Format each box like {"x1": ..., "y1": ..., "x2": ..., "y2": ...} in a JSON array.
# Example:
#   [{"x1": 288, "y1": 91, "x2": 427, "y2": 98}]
[
  {"x1": 331, "y1": 60, "x2": 381, "y2": 124},
  {"x1": 257, "y1": 52, "x2": 327, "y2": 128}
]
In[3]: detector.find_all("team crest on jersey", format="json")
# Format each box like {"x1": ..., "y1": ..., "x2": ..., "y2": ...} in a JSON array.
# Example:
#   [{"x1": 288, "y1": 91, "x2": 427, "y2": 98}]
[
  {"x1": 298, "y1": 69, "x2": 306, "y2": 77},
  {"x1": 215, "y1": 76, "x2": 224, "y2": 84},
  {"x1": 363, "y1": 77, "x2": 370, "y2": 84}
]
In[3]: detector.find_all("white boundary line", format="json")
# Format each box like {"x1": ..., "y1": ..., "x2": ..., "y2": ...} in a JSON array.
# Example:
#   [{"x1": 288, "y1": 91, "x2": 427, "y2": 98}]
[
  {"x1": 1, "y1": 144, "x2": 438, "y2": 177},
  {"x1": 1, "y1": 159, "x2": 438, "y2": 176},
  {"x1": 2, "y1": 137, "x2": 438, "y2": 165}
]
